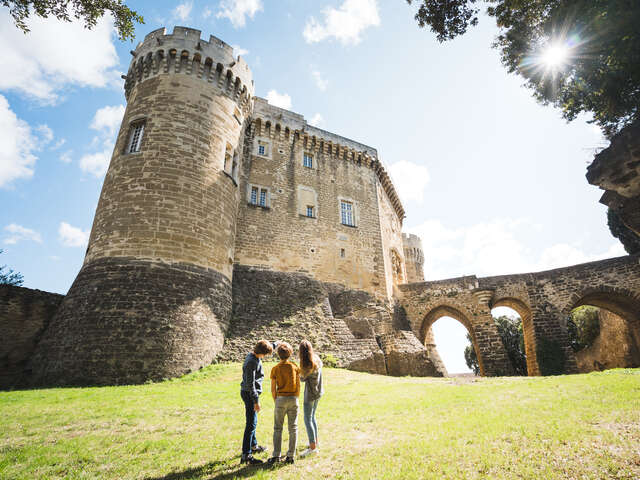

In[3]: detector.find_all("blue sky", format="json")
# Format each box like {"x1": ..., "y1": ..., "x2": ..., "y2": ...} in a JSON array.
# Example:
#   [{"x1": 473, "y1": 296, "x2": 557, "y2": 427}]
[{"x1": 0, "y1": 0, "x2": 622, "y2": 373}]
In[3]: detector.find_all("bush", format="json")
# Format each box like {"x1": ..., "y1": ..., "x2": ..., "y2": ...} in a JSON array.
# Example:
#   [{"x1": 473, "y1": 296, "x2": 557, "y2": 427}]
[
  {"x1": 321, "y1": 353, "x2": 339, "y2": 368},
  {"x1": 567, "y1": 306, "x2": 601, "y2": 352},
  {"x1": 464, "y1": 335, "x2": 479, "y2": 375},
  {"x1": 536, "y1": 337, "x2": 566, "y2": 376},
  {"x1": 494, "y1": 316, "x2": 527, "y2": 376}
]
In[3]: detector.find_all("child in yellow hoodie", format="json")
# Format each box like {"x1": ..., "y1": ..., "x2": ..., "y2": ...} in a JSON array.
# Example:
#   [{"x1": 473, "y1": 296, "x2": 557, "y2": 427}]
[{"x1": 267, "y1": 342, "x2": 300, "y2": 465}]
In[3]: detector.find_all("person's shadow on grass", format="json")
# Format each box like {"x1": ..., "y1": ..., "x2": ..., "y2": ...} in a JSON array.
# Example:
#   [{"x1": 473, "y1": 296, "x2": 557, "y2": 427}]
[{"x1": 144, "y1": 456, "x2": 286, "y2": 480}]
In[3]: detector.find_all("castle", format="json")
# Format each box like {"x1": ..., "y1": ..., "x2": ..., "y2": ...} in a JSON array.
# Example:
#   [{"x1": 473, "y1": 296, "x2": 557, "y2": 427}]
[
  {"x1": 2, "y1": 27, "x2": 638, "y2": 388},
  {"x1": 19, "y1": 27, "x2": 440, "y2": 386}
]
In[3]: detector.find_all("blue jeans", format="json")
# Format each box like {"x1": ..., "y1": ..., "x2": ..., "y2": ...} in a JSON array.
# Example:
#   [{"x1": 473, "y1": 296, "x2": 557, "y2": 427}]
[
  {"x1": 241, "y1": 390, "x2": 258, "y2": 455},
  {"x1": 303, "y1": 399, "x2": 319, "y2": 445}
]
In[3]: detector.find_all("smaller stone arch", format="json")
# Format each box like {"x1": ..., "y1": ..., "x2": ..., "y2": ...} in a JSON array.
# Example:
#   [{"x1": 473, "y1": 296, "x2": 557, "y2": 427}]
[
  {"x1": 421, "y1": 304, "x2": 486, "y2": 376},
  {"x1": 492, "y1": 297, "x2": 538, "y2": 376}
]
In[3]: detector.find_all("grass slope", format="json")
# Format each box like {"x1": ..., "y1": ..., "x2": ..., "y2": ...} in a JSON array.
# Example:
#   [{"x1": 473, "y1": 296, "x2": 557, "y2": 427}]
[{"x1": 1, "y1": 365, "x2": 639, "y2": 479}]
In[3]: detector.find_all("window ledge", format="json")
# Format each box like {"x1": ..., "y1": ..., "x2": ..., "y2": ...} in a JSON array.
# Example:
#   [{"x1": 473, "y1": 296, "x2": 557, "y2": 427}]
[
  {"x1": 300, "y1": 214, "x2": 317, "y2": 219},
  {"x1": 341, "y1": 223, "x2": 357, "y2": 229},
  {"x1": 223, "y1": 171, "x2": 238, "y2": 186},
  {"x1": 122, "y1": 151, "x2": 143, "y2": 156},
  {"x1": 248, "y1": 203, "x2": 270, "y2": 209}
]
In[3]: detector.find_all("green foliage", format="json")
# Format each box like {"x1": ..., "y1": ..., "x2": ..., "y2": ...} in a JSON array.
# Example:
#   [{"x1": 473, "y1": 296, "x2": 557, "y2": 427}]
[
  {"x1": 536, "y1": 336, "x2": 566, "y2": 375},
  {"x1": 406, "y1": 0, "x2": 640, "y2": 137},
  {"x1": 1, "y1": 0, "x2": 144, "y2": 41},
  {"x1": 464, "y1": 333, "x2": 479, "y2": 375},
  {"x1": 320, "y1": 352, "x2": 339, "y2": 368},
  {"x1": 567, "y1": 306, "x2": 601, "y2": 352},
  {"x1": 494, "y1": 315, "x2": 528, "y2": 376},
  {"x1": 0, "y1": 249, "x2": 23, "y2": 286},
  {"x1": 607, "y1": 208, "x2": 640, "y2": 254}
]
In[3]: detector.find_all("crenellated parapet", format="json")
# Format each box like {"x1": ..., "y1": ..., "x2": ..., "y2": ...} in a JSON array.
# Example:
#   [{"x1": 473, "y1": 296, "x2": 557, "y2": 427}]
[
  {"x1": 248, "y1": 97, "x2": 405, "y2": 221},
  {"x1": 124, "y1": 26, "x2": 254, "y2": 115}
]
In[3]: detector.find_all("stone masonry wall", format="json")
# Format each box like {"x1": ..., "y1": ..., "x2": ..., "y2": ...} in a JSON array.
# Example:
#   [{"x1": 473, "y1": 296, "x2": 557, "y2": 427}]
[{"x1": 0, "y1": 286, "x2": 63, "y2": 388}]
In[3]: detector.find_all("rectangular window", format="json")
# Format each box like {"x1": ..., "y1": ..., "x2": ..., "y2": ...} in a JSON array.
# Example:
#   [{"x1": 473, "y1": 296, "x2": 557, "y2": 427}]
[
  {"x1": 127, "y1": 122, "x2": 145, "y2": 153},
  {"x1": 341, "y1": 201, "x2": 354, "y2": 226},
  {"x1": 258, "y1": 144, "x2": 265, "y2": 156},
  {"x1": 303, "y1": 153, "x2": 313, "y2": 168},
  {"x1": 306, "y1": 206, "x2": 314, "y2": 218},
  {"x1": 259, "y1": 189, "x2": 267, "y2": 207},
  {"x1": 250, "y1": 186, "x2": 258, "y2": 205},
  {"x1": 340, "y1": 248, "x2": 346, "y2": 258}
]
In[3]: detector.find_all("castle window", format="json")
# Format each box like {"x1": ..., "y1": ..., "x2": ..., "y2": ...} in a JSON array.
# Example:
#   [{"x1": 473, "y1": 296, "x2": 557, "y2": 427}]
[
  {"x1": 306, "y1": 206, "x2": 314, "y2": 218},
  {"x1": 340, "y1": 248, "x2": 346, "y2": 258},
  {"x1": 303, "y1": 153, "x2": 313, "y2": 168},
  {"x1": 254, "y1": 137, "x2": 271, "y2": 158},
  {"x1": 223, "y1": 143, "x2": 239, "y2": 185},
  {"x1": 126, "y1": 121, "x2": 145, "y2": 153},
  {"x1": 341, "y1": 200, "x2": 354, "y2": 227},
  {"x1": 248, "y1": 184, "x2": 269, "y2": 208}
]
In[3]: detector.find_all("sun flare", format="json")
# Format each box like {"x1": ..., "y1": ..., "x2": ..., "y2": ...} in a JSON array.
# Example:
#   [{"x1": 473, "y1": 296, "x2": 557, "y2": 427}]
[{"x1": 542, "y1": 44, "x2": 569, "y2": 67}]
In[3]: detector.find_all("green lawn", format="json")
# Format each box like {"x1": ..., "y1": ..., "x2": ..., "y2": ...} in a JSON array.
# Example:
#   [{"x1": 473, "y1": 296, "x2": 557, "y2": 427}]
[{"x1": 1, "y1": 365, "x2": 639, "y2": 479}]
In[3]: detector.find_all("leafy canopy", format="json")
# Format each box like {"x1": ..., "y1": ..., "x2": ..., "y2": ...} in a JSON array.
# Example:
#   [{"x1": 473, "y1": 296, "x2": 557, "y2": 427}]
[
  {"x1": 406, "y1": 0, "x2": 640, "y2": 138},
  {"x1": 2, "y1": 0, "x2": 144, "y2": 41},
  {"x1": 0, "y1": 249, "x2": 24, "y2": 286}
]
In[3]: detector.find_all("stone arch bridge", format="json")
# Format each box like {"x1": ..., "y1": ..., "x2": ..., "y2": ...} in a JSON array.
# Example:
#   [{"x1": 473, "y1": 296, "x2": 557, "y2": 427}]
[{"x1": 397, "y1": 255, "x2": 640, "y2": 376}]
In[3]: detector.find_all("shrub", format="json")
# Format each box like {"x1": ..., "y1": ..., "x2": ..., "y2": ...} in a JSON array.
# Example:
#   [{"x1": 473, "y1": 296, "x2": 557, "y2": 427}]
[{"x1": 321, "y1": 353, "x2": 339, "y2": 368}]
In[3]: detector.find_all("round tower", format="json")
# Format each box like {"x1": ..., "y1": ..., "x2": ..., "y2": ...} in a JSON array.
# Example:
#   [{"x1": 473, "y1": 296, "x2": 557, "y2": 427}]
[
  {"x1": 402, "y1": 233, "x2": 425, "y2": 283},
  {"x1": 31, "y1": 27, "x2": 254, "y2": 385}
]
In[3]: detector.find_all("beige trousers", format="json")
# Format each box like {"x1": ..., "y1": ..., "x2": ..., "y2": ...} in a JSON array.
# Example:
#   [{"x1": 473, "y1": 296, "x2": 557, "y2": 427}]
[{"x1": 272, "y1": 396, "x2": 298, "y2": 458}]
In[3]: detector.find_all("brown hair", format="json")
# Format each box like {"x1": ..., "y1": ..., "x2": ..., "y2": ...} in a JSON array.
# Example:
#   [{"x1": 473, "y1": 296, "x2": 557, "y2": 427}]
[
  {"x1": 299, "y1": 340, "x2": 317, "y2": 375},
  {"x1": 276, "y1": 342, "x2": 293, "y2": 360},
  {"x1": 254, "y1": 339, "x2": 273, "y2": 356}
]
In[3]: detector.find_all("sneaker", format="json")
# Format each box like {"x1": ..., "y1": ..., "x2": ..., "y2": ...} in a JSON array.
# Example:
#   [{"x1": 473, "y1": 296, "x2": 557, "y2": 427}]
[
  {"x1": 300, "y1": 448, "x2": 318, "y2": 458},
  {"x1": 251, "y1": 445, "x2": 267, "y2": 454},
  {"x1": 284, "y1": 456, "x2": 295, "y2": 464},
  {"x1": 240, "y1": 454, "x2": 263, "y2": 465},
  {"x1": 266, "y1": 456, "x2": 281, "y2": 466}
]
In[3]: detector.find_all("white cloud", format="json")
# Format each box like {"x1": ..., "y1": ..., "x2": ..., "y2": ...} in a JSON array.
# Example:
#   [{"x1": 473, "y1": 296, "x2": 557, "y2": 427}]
[
  {"x1": 304, "y1": 0, "x2": 380, "y2": 45},
  {"x1": 3, "y1": 223, "x2": 42, "y2": 244},
  {"x1": 90, "y1": 104, "x2": 125, "y2": 138},
  {"x1": 309, "y1": 113, "x2": 324, "y2": 127},
  {"x1": 58, "y1": 222, "x2": 89, "y2": 247},
  {"x1": 388, "y1": 160, "x2": 430, "y2": 204},
  {"x1": 51, "y1": 138, "x2": 66, "y2": 150},
  {"x1": 36, "y1": 124, "x2": 54, "y2": 144},
  {"x1": 311, "y1": 69, "x2": 328, "y2": 91},
  {"x1": 232, "y1": 44, "x2": 249, "y2": 57},
  {"x1": 80, "y1": 104, "x2": 124, "y2": 177},
  {"x1": 407, "y1": 218, "x2": 626, "y2": 281},
  {"x1": 0, "y1": 11, "x2": 119, "y2": 103},
  {"x1": 60, "y1": 150, "x2": 73, "y2": 164},
  {"x1": 173, "y1": 2, "x2": 193, "y2": 21},
  {"x1": 80, "y1": 150, "x2": 111, "y2": 177},
  {"x1": 0, "y1": 95, "x2": 37, "y2": 188},
  {"x1": 217, "y1": 0, "x2": 263, "y2": 28},
  {"x1": 266, "y1": 90, "x2": 292, "y2": 110}
]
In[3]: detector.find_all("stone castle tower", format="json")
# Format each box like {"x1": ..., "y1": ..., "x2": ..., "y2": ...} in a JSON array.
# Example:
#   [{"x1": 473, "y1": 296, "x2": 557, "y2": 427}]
[
  {"x1": 30, "y1": 28, "x2": 254, "y2": 385},
  {"x1": 402, "y1": 233, "x2": 425, "y2": 282}
]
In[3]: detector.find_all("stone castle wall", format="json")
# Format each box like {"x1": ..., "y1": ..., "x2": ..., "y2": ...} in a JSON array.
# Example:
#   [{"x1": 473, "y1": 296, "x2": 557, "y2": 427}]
[
  {"x1": 234, "y1": 98, "x2": 405, "y2": 300},
  {"x1": 402, "y1": 233, "x2": 425, "y2": 283},
  {"x1": 0, "y1": 286, "x2": 63, "y2": 388}
]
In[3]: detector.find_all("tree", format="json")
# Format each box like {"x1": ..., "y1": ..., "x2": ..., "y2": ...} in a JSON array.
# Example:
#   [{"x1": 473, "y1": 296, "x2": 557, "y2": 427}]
[
  {"x1": 567, "y1": 305, "x2": 600, "y2": 352},
  {"x1": 405, "y1": 0, "x2": 640, "y2": 138},
  {"x1": 464, "y1": 333, "x2": 479, "y2": 375},
  {"x1": 0, "y1": 249, "x2": 24, "y2": 286},
  {"x1": 607, "y1": 208, "x2": 640, "y2": 255},
  {"x1": 2, "y1": 0, "x2": 144, "y2": 41}
]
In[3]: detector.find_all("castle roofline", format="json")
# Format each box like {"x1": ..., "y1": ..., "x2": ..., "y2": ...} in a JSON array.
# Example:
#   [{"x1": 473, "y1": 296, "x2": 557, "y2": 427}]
[{"x1": 252, "y1": 97, "x2": 405, "y2": 220}]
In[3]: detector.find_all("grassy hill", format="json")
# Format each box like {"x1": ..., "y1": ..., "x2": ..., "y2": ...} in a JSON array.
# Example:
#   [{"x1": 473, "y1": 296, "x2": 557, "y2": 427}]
[{"x1": 1, "y1": 364, "x2": 639, "y2": 479}]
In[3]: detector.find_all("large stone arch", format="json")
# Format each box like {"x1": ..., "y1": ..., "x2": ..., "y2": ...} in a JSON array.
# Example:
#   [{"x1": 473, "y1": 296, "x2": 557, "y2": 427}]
[
  {"x1": 492, "y1": 297, "x2": 538, "y2": 376},
  {"x1": 420, "y1": 304, "x2": 487, "y2": 376}
]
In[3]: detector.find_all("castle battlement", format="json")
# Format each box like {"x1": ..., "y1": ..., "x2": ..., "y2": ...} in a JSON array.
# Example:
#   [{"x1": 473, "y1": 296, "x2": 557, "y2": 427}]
[
  {"x1": 251, "y1": 97, "x2": 405, "y2": 220},
  {"x1": 124, "y1": 26, "x2": 254, "y2": 112}
]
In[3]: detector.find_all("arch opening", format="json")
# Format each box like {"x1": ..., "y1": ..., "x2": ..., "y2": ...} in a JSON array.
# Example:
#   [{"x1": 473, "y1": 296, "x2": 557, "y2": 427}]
[
  {"x1": 422, "y1": 305, "x2": 484, "y2": 377},
  {"x1": 490, "y1": 304, "x2": 529, "y2": 376},
  {"x1": 568, "y1": 291, "x2": 640, "y2": 373}
]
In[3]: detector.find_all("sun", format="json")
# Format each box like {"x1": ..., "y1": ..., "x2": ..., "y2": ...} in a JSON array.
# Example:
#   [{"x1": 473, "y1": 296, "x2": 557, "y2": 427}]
[{"x1": 542, "y1": 44, "x2": 569, "y2": 67}]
